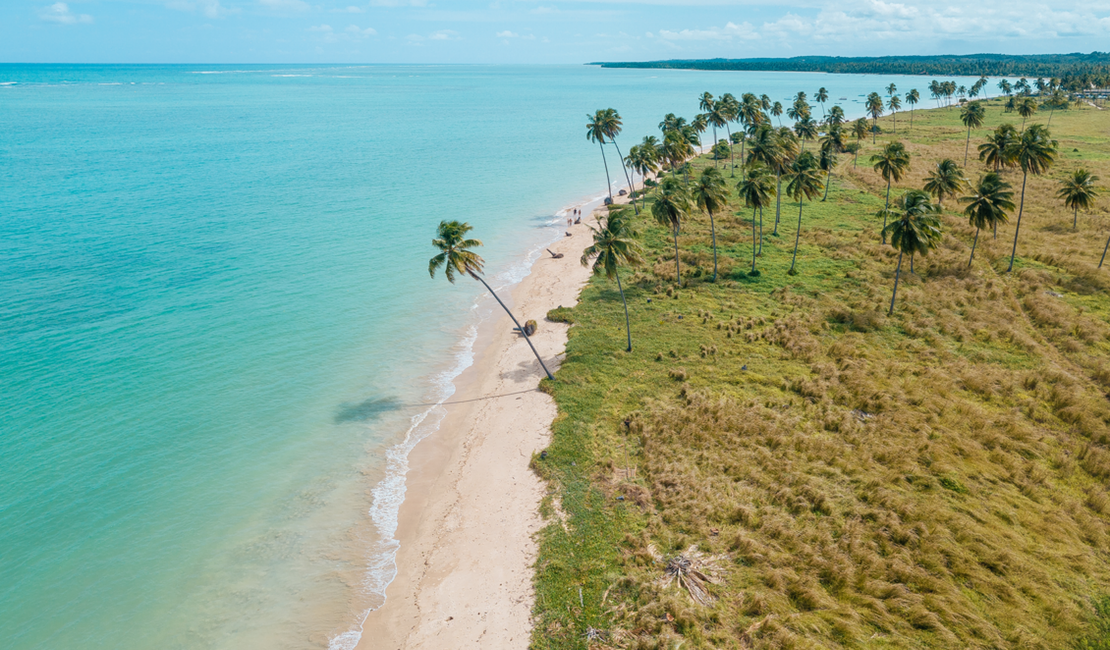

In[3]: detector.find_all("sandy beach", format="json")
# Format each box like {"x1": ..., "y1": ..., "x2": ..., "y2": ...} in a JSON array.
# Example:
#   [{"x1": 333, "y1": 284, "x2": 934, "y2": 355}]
[{"x1": 356, "y1": 195, "x2": 629, "y2": 648}]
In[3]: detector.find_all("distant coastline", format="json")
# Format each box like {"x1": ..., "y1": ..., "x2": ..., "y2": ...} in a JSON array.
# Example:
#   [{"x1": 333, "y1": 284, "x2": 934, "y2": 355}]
[{"x1": 590, "y1": 52, "x2": 1110, "y2": 85}]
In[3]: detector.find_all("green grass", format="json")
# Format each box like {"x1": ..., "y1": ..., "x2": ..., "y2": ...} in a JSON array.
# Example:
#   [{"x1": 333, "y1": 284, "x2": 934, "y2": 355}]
[{"x1": 531, "y1": 98, "x2": 1110, "y2": 649}]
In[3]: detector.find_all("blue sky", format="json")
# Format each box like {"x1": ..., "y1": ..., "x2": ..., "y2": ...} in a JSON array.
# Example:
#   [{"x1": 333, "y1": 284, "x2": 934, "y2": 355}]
[{"x1": 3, "y1": 0, "x2": 1110, "y2": 63}]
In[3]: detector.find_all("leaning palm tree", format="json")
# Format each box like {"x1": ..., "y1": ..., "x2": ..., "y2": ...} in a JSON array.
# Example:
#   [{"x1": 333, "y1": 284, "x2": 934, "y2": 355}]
[
  {"x1": 1057, "y1": 168, "x2": 1100, "y2": 230},
  {"x1": 625, "y1": 143, "x2": 659, "y2": 210},
  {"x1": 960, "y1": 101, "x2": 986, "y2": 166},
  {"x1": 599, "y1": 108, "x2": 639, "y2": 214},
  {"x1": 691, "y1": 114, "x2": 709, "y2": 150},
  {"x1": 652, "y1": 176, "x2": 690, "y2": 284},
  {"x1": 736, "y1": 164, "x2": 776, "y2": 271},
  {"x1": 882, "y1": 190, "x2": 942, "y2": 314},
  {"x1": 816, "y1": 87, "x2": 829, "y2": 117},
  {"x1": 692, "y1": 167, "x2": 729, "y2": 281},
  {"x1": 581, "y1": 210, "x2": 643, "y2": 352},
  {"x1": 960, "y1": 172, "x2": 1015, "y2": 267},
  {"x1": 586, "y1": 110, "x2": 615, "y2": 202},
  {"x1": 888, "y1": 94, "x2": 901, "y2": 134},
  {"x1": 905, "y1": 89, "x2": 920, "y2": 129},
  {"x1": 923, "y1": 159, "x2": 967, "y2": 209},
  {"x1": 819, "y1": 127, "x2": 843, "y2": 201},
  {"x1": 871, "y1": 141, "x2": 912, "y2": 242},
  {"x1": 1017, "y1": 97, "x2": 1038, "y2": 132},
  {"x1": 771, "y1": 101, "x2": 783, "y2": 126},
  {"x1": 430, "y1": 220, "x2": 553, "y2": 380},
  {"x1": 784, "y1": 151, "x2": 825, "y2": 274},
  {"x1": 866, "y1": 92, "x2": 885, "y2": 143},
  {"x1": 1006, "y1": 124, "x2": 1058, "y2": 272}
]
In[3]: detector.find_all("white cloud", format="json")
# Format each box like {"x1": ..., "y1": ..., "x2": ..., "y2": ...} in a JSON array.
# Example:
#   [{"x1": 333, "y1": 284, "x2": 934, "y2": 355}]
[
  {"x1": 166, "y1": 0, "x2": 235, "y2": 18},
  {"x1": 39, "y1": 2, "x2": 93, "y2": 24},
  {"x1": 429, "y1": 29, "x2": 459, "y2": 40},
  {"x1": 659, "y1": 21, "x2": 757, "y2": 40},
  {"x1": 330, "y1": 5, "x2": 365, "y2": 12},
  {"x1": 259, "y1": 0, "x2": 310, "y2": 11},
  {"x1": 370, "y1": 0, "x2": 426, "y2": 6},
  {"x1": 496, "y1": 30, "x2": 519, "y2": 37},
  {"x1": 308, "y1": 24, "x2": 333, "y2": 31},
  {"x1": 346, "y1": 24, "x2": 378, "y2": 36}
]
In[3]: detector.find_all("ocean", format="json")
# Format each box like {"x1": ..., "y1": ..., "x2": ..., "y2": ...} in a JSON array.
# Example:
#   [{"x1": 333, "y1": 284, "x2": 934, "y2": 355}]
[{"x1": 0, "y1": 64, "x2": 987, "y2": 649}]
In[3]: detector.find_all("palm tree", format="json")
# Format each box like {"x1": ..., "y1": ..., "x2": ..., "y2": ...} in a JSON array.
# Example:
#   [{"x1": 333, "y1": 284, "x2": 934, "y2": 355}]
[
  {"x1": 430, "y1": 220, "x2": 553, "y2": 380},
  {"x1": 736, "y1": 164, "x2": 776, "y2": 271},
  {"x1": 600, "y1": 108, "x2": 639, "y2": 214},
  {"x1": 978, "y1": 123, "x2": 1018, "y2": 174},
  {"x1": 906, "y1": 89, "x2": 920, "y2": 129},
  {"x1": 960, "y1": 172, "x2": 1014, "y2": 267},
  {"x1": 625, "y1": 142, "x2": 659, "y2": 209},
  {"x1": 923, "y1": 159, "x2": 967, "y2": 209},
  {"x1": 888, "y1": 94, "x2": 901, "y2": 134},
  {"x1": 816, "y1": 87, "x2": 829, "y2": 117},
  {"x1": 698, "y1": 92, "x2": 714, "y2": 114},
  {"x1": 851, "y1": 118, "x2": 869, "y2": 166},
  {"x1": 586, "y1": 110, "x2": 615, "y2": 202},
  {"x1": 886, "y1": 82, "x2": 898, "y2": 98},
  {"x1": 581, "y1": 210, "x2": 643, "y2": 351},
  {"x1": 866, "y1": 92, "x2": 884, "y2": 143},
  {"x1": 784, "y1": 151, "x2": 825, "y2": 274},
  {"x1": 774, "y1": 127, "x2": 800, "y2": 235},
  {"x1": 794, "y1": 117, "x2": 818, "y2": 151},
  {"x1": 691, "y1": 114, "x2": 709, "y2": 150},
  {"x1": 871, "y1": 141, "x2": 912, "y2": 242},
  {"x1": 719, "y1": 93, "x2": 740, "y2": 173},
  {"x1": 746, "y1": 125, "x2": 786, "y2": 238},
  {"x1": 652, "y1": 176, "x2": 690, "y2": 284},
  {"x1": 882, "y1": 190, "x2": 942, "y2": 314},
  {"x1": 826, "y1": 105, "x2": 845, "y2": 127},
  {"x1": 692, "y1": 167, "x2": 729, "y2": 281},
  {"x1": 771, "y1": 101, "x2": 783, "y2": 126},
  {"x1": 960, "y1": 101, "x2": 986, "y2": 166},
  {"x1": 1057, "y1": 168, "x2": 1100, "y2": 230},
  {"x1": 819, "y1": 126, "x2": 844, "y2": 201},
  {"x1": 706, "y1": 102, "x2": 729, "y2": 168},
  {"x1": 1017, "y1": 97, "x2": 1037, "y2": 131},
  {"x1": 1006, "y1": 124, "x2": 1058, "y2": 272}
]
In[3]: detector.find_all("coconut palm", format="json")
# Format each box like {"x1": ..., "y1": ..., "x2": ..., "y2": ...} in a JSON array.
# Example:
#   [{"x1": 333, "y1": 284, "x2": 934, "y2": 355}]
[
  {"x1": 719, "y1": 93, "x2": 740, "y2": 173},
  {"x1": 691, "y1": 167, "x2": 729, "y2": 281},
  {"x1": 906, "y1": 89, "x2": 920, "y2": 129},
  {"x1": 978, "y1": 123, "x2": 1018, "y2": 173},
  {"x1": 698, "y1": 91, "x2": 714, "y2": 114},
  {"x1": 784, "y1": 151, "x2": 825, "y2": 274},
  {"x1": 626, "y1": 142, "x2": 660, "y2": 209},
  {"x1": 923, "y1": 159, "x2": 967, "y2": 209},
  {"x1": 882, "y1": 190, "x2": 942, "y2": 314},
  {"x1": 736, "y1": 164, "x2": 776, "y2": 271},
  {"x1": 794, "y1": 117, "x2": 818, "y2": 151},
  {"x1": 691, "y1": 114, "x2": 709, "y2": 150},
  {"x1": 581, "y1": 210, "x2": 643, "y2": 352},
  {"x1": 871, "y1": 141, "x2": 912, "y2": 242},
  {"x1": 1057, "y1": 168, "x2": 1100, "y2": 230},
  {"x1": 1006, "y1": 124, "x2": 1058, "y2": 272},
  {"x1": 819, "y1": 126, "x2": 844, "y2": 201},
  {"x1": 866, "y1": 92, "x2": 884, "y2": 143},
  {"x1": 771, "y1": 101, "x2": 783, "y2": 126},
  {"x1": 888, "y1": 94, "x2": 901, "y2": 133},
  {"x1": 586, "y1": 110, "x2": 615, "y2": 202},
  {"x1": 886, "y1": 82, "x2": 898, "y2": 98},
  {"x1": 960, "y1": 172, "x2": 1014, "y2": 267},
  {"x1": 826, "y1": 105, "x2": 846, "y2": 127},
  {"x1": 738, "y1": 94, "x2": 763, "y2": 168},
  {"x1": 746, "y1": 125, "x2": 787, "y2": 238},
  {"x1": 599, "y1": 108, "x2": 639, "y2": 213},
  {"x1": 959, "y1": 101, "x2": 986, "y2": 166},
  {"x1": 706, "y1": 101, "x2": 729, "y2": 167},
  {"x1": 774, "y1": 127, "x2": 800, "y2": 235},
  {"x1": 851, "y1": 118, "x2": 868, "y2": 166},
  {"x1": 652, "y1": 176, "x2": 691, "y2": 284},
  {"x1": 1018, "y1": 97, "x2": 1037, "y2": 131},
  {"x1": 816, "y1": 87, "x2": 829, "y2": 117},
  {"x1": 430, "y1": 220, "x2": 553, "y2": 380}
]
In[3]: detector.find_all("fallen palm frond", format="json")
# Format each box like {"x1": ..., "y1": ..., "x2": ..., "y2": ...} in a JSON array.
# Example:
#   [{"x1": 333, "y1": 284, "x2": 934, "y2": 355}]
[{"x1": 648, "y1": 544, "x2": 727, "y2": 605}]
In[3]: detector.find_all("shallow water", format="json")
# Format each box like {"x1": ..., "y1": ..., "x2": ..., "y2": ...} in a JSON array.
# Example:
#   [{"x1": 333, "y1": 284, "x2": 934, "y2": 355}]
[{"x1": 0, "y1": 64, "x2": 986, "y2": 649}]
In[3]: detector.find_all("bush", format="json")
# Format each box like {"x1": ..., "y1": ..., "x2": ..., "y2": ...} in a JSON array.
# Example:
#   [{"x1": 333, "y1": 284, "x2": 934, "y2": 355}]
[{"x1": 547, "y1": 306, "x2": 575, "y2": 324}]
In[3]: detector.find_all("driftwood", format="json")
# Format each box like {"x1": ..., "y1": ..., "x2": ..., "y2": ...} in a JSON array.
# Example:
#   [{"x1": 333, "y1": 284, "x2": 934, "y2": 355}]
[{"x1": 546, "y1": 248, "x2": 564, "y2": 259}]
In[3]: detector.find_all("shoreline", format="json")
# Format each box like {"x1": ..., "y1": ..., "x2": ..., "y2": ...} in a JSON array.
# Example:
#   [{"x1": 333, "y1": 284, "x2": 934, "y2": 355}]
[{"x1": 350, "y1": 189, "x2": 634, "y2": 648}]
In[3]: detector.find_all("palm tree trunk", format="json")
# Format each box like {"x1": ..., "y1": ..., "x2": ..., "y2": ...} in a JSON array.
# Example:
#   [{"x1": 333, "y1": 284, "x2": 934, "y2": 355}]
[
  {"x1": 611, "y1": 141, "x2": 638, "y2": 214},
  {"x1": 822, "y1": 172, "x2": 833, "y2": 201},
  {"x1": 672, "y1": 229, "x2": 681, "y2": 285},
  {"x1": 712, "y1": 126, "x2": 718, "y2": 167},
  {"x1": 470, "y1": 271, "x2": 554, "y2": 380},
  {"x1": 739, "y1": 132, "x2": 746, "y2": 173},
  {"x1": 872, "y1": 119, "x2": 877, "y2": 144},
  {"x1": 616, "y1": 272, "x2": 632, "y2": 352},
  {"x1": 789, "y1": 201, "x2": 804, "y2": 273},
  {"x1": 1074, "y1": 206, "x2": 1079, "y2": 231},
  {"x1": 774, "y1": 174, "x2": 783, "y2": 235},
  {"x1": 892, "y1": 111, "x2": 896, "y2": 134},
  {"x1": 724, "y1": 124, "x2": 736, "y2": 177},
  {"x1": 1007, "y1": 171, "x2": 1029, "y2": 272},
  {"x1": 758, "y1": 206, "x2": 764, "y2": 254},
  {"x1": 751, "y1": 206, "x2": 758, "y2": 272},
  {"x1": 853, "y1": 146, "x2": 859, "y2": 167},
  {"x1": 910, "y1": 253, "x2": 915, "y2": 275},
  {"x1": 709, "y1": 210, "x2": 718, "y2": 282},
  {"x1": 964, "y1": 125, "x2": 971, "y2": 166},
  {"x1": 599, "y1": 141, "x2": 613, "y2": 202},
  {"x1": 968, "y1": 227, "x2": 980, "y2": 268},
  {"x1": 882, "y1": 179, "x2": 891, "y2": 244},
  {"x1": 1100, "y1": 232, "x2": 1110, "y2": 268},
  {"x1": 1048, "y1": 106, "x2": 1055, "y2": 126},
  {"x1": 888, "y1": 250, "x2": 904, "y2": 315},
  {"x1": 910, "y1": 107, "x2": 914, "y2": 130}
]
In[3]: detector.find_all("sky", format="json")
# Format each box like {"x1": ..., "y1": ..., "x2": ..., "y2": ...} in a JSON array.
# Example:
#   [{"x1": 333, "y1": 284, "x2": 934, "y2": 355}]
[{"x1": 2, "y1": 0, "x2": 1110, "y2": 64}]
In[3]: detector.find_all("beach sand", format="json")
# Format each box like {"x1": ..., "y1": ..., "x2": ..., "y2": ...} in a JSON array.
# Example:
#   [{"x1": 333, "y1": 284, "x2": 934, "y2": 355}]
[{"x1": 356, "y1": 196, "x2": 630, "y2": 649}]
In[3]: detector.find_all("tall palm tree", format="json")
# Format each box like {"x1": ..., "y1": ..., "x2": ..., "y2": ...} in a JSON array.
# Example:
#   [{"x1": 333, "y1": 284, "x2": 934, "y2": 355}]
[
  {"x1": 581, "y1": 210, "x2": 643, "y2": 352},
  {"x1": 691, "y1": 114, "x2": 709, "y2": 150},
  {"x1": 586, "y1": 110, "x2": 615, "y2": 202},
  {"x1": 1017, "y1": 97, "x2": 1037, "y2": 132},
  {"x1": 866, "y1": 92, "x2": 884, "y2": 143},
  {"x1": 600, "y1": 108, "x2": 638, "y2": 214},
  {"x1": 698, "y1": 92, "x2": 714, "y2": 114},
  {"x1": 1006, "y1": 124, "x2": 1058, "y2": 272},
  {"x1": 784, "y1": 151, "x2": 825, "y2": 274},
  {"x1": 886, "y1": 82, "x2": 898, "y2": 98},
  {"x1": 923, "y1": 159, "x2": 967, "y2": 209},
  {"x1": 625, "y1": 143, "x2": 659, "y2": 210},
  {"x1": 819, "y1": 126, "x2": 844, "y2": 201},
  {"x1": 430, "y1": 220, "x2": 553, "y2": 380},
  {"x1": 816, "y1": 87, "x2": 829, "y2": 118},
  {"x1": 771, "y1": 101, "x2": 783, "y2": 126},
  {"x1": 887, "y1": 94, "x2": 901, "y2": 134},
  {"x1": 794, "y1": 117, "x2": 818, "y2": 151},
  {"x1": 746, "y1": 125, "x2": 786, "y2": 238},
  {"x1": 960, "y1": 101, "x2": 986, "y2": 166},
  {"x1": 826, "y1": 105, "x2": 845, "y2": 127},
  {"x1": 652, "y1": 176, "x2": 690, "y2": 284},
  {"x1": 960, "y1": 172, "x2": 1014, "y2": 267},
  {"x1": 719, "y1": 93, "x2": 740, "y2": 174},
  {"x1": 851, "y1": 118, "x2": 868, "y2": 166},
  {"x1": 692, "y1": 167, "x2": 729, "y2": 281},
  {"x1": 706, "y1": 102, "x2": 729, "y2": 168},
  {"x1": 906, "y1": 89, "x2": 920, "y2": 129},
  {"x1": 736, "y1": 164, "x2": 776, "y2": 271},
  {"x1": 871, "y1": 141, "x2": 912, "y2": 242},
  {"x1": 738, "y1": 94, "x2": 763, "y2": 168},
  {"x1": 978, "y1": 123, "x2": 1018, "y2": 174},
  {"x1": 882, "y1": 190, "x2": 942, "y2": 314},
  {"x1": 774, "y1": 127, "x2": 800, "y2": 235},
  {"x1": 1057, "y1": 168, "x2": 1100, "y2": 230}
]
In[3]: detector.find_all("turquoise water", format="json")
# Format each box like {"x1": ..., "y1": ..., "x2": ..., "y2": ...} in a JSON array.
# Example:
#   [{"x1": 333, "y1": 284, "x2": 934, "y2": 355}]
[{"x1": 0, "y1": 65, "x2": 986, "y2": 649}]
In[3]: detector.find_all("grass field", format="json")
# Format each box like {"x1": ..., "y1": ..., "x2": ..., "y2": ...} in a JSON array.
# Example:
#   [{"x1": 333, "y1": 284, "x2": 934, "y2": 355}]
[{"x1": 529, "y1": 97, "x2": 1110, "y2": 649}]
